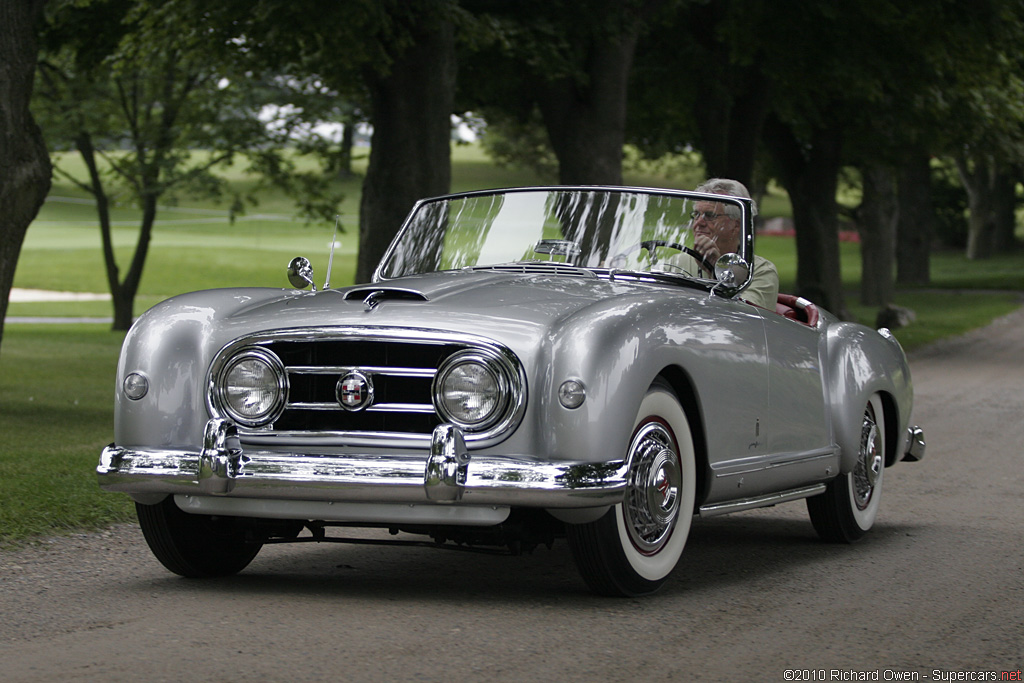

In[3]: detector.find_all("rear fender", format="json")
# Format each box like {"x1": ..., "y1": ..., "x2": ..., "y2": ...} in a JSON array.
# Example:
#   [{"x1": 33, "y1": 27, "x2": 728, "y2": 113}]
[{"x1": 826, "y1": 323, "x2": 913, "y2": 473}]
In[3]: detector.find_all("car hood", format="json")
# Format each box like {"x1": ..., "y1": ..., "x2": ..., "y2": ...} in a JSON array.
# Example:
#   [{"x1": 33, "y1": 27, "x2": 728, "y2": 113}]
[
  {"x1": 132, "y1": 269, "x2": 713, "y2": 365},
  {"x1": 230, "y1": 270, "x2": 699, "y2": 340}
]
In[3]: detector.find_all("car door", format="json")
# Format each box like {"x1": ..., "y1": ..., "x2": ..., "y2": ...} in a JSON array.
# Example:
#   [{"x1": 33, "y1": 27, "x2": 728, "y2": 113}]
[{"x1": 760, "y1": 310, "x2": 835, "y2": 489}]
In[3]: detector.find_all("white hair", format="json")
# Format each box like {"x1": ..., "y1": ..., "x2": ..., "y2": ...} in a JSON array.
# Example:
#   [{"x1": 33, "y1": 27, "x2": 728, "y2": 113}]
[{"x1": 695, "y1": 178, "x2": 758, "y2": 218}]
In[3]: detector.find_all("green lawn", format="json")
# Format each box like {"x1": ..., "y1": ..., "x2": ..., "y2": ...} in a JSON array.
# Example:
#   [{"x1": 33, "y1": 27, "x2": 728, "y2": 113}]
[
  {"x1": 0, "y1": 325, "x2": 133, "y2": 541},
  {"x1": 2, "y1": 144, "x2": 1022, "y2": 545}
]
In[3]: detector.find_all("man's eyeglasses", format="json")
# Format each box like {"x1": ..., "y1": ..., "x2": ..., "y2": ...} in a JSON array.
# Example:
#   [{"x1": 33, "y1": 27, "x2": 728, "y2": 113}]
[{"x1": 690, "y1": 210, "x2": 726, "y2": 222}]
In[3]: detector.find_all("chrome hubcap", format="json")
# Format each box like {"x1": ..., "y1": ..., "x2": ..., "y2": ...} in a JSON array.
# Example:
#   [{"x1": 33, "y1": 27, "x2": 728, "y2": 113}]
[
  {"x1": 853, "y1": 408, "x2": 882, "y2": 510},
  {"x1": 625, "y1": 422, "x2": 681, "y2": 554}
]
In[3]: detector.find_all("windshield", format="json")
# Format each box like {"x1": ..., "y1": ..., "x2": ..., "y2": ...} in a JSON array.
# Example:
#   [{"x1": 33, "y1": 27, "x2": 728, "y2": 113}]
[{"x1": 375, "y1": 187, "x2": 751, "y2": 282}]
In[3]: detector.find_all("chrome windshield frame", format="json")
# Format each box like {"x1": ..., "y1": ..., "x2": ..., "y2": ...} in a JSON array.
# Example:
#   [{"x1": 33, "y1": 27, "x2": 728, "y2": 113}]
[{"x1": 372, "y1": 185, "x2": 755, "y2": 297}]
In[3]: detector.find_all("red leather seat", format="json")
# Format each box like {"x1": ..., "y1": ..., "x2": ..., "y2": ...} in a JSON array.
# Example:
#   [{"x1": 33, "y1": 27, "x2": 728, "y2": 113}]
[{"x1": 775, "y1": 293, "x2": 820, "y2": 327}]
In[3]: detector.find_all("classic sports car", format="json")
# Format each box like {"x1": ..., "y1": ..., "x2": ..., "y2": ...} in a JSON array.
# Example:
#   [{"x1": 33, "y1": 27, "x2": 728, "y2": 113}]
[{"x1": 98, "y1": 186, "x2": 925, "y2": 596}]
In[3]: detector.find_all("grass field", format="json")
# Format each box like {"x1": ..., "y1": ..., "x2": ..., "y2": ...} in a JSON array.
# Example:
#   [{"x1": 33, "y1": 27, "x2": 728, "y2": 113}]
[{"x1": 2, "y1": 143, "x2": 1022, "y2": 545}]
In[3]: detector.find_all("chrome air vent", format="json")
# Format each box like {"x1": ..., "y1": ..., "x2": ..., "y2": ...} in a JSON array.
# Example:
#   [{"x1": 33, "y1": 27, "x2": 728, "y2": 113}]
[
  {"x1": 207, "y1": 328, "x2": 526, "y2": 448},
  {"x1": 468, "y1": 264, "x2": 597, "y2": 278},
  {"x1": 343, "y1": 288, "x2": 429, "y2": 304}
]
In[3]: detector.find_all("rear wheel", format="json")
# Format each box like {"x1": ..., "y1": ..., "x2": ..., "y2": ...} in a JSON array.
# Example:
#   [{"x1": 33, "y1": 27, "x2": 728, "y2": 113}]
[
  {"x1": 567, "y1": 382, "x2": 696, "y2": 596},
  {"x1": 807, "y1": 394, "x2": 886, "y2": 543},
  {"x1": 136, "y1": 496, "x2": 263, "y2": 577}
]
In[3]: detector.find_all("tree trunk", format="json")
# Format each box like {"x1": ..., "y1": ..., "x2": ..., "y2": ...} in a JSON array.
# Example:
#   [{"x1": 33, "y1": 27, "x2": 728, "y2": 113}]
[
  {"x1": 355, "y1": 12, "x2": 456, "y2": 285},
  {"x1": 956, "y1": 154, "x2": 1015, "y2": 260},
  {"x1": 857, "y1": 164, "x2": 898, "y2": 306},
  {"x1": 764, "y1": 117, "x2": 848, "y2": 318},
  {"x1": 896, "y1": 153, "x2": 933, "y2": 285},
  {"x1": 991, "y1": 164, "x2": 1019, "y2": 253},
  {"x1": 338, "y1": 117, "x2": 355, "y2": 179},
  {"x1": 536, "y1": 30, "x2": 639, "y2": 186},
  {"x1": 0, "y1": 0, "x2": 51, "y2": 353},
  {"x1": 76, "y1": 132, "x2": 157, "y2": 332},
  {"x1": 695, "y1": 70, "x2": 771, "y2": 189}
]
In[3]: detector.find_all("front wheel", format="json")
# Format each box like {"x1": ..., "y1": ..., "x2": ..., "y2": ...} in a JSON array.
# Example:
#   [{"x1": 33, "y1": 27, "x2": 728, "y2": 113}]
[
  {"x1": 136, "y1": 496, "x2": 263, "y2": 577},
  {"x1": 567, "y1": 382, "x2": 697, "y2": 596},
  {"x1": 807, "y1": 394, "x2": 886, "y2": 543}
]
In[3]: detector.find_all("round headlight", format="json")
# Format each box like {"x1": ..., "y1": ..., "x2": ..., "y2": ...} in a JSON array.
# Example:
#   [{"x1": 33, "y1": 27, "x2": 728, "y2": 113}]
[
  {"x1": 434, "y1": 351, "x2": 513, "y2": 431},
  {"x1": 219, "y1": 349, "x2": 286, "y2": 427}
]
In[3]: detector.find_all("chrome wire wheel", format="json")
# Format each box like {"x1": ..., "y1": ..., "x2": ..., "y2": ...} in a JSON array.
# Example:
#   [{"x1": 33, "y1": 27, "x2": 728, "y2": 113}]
[
  {"x1": 807, "y1": 394, "x2": 886, "y2": 543},
  {"x1": 852, "y1": 404, "x2": 883, "y2": 511},
  {"x1": 623, "y1": 421, "x2": 682, "y2": 555},
  {"x1": 567, "y1": 381, "x2": 696, "y2": 597}
]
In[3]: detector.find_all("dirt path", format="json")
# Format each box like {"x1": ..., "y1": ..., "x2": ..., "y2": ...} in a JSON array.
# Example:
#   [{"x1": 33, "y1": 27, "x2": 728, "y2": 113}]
[{"x1": 2, "y1": 308, "x2": 1022, "y2": 682}]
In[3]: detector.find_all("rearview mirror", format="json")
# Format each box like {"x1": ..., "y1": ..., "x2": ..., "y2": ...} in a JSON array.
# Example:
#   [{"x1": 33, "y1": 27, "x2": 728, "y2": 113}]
[{"x1": 714, "y1": 253, "x2": 749, "y2": 286}]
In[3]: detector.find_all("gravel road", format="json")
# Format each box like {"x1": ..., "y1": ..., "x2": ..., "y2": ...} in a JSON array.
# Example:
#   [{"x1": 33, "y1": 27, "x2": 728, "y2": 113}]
[{"x1": 2, "y1": 307, "x2": 1022, "y2": 682}]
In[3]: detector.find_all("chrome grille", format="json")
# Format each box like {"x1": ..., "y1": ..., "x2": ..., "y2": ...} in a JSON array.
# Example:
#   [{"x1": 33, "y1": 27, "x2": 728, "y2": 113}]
[
  {"x1": 206, "y1": 328, "x2": 527, "y2": 446},
  {"x1": 265, "y1": 338, "x2": 462, "y2": 434}
]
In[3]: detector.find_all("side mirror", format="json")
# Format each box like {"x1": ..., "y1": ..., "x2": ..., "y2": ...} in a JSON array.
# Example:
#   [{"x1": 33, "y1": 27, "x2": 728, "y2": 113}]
[
  {"x1": 713, "y1": 253, "x2": 749, "y2": 293},
  {"x1": 287, "y1": 256, "x2": 316, "y2": 291}
]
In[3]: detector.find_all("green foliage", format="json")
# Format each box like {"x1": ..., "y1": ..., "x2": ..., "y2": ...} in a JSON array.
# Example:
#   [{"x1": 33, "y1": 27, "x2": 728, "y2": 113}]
[{"x1": 0, "y1": 326, "x2": 134, "y2": 545}]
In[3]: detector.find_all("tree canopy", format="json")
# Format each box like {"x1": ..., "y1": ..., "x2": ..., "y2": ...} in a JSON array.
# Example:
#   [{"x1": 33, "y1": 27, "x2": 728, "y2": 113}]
[{"x1": 4, "y1": 0, "x2": 1023, "y2": 339}]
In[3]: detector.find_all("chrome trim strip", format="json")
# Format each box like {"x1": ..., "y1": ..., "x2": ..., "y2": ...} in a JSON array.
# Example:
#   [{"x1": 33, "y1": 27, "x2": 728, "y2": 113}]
[
  {"x1": 710, "y1": 446, "x2": 838, "y2": 478},
  {"x1": 244, "y1": 430, "x2": 432, "y2": 447},
  {"x1": 98, "y1": 420, "x2": 627, "y2": 509},
  {"x1": 174, "y1": 495, "x2": 510, "y2": 526},
  {"x1": 368, "y1": 402, "x2": 435, "y2": 414},
  {"x1": 698, "y1": 484, "x2": 827, "y2": 518},
  {"x1": 286, "y1": 401, "x2": 346, "y2": 411},
  {"x1": 287, "y1": 365, "x2": 437, "y2": 378},
  {"x1": 283, "y1": 401, "x2": 435, "y2": 413}
]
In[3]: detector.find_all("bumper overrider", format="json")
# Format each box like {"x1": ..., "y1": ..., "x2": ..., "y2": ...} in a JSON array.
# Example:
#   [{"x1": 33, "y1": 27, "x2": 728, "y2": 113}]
[
  {"x1": 98, "y1": 418, "x2": 628, "y2": 514},
  {"x1": 904, "y1": 425, "x2": 926, "y2": 462}
]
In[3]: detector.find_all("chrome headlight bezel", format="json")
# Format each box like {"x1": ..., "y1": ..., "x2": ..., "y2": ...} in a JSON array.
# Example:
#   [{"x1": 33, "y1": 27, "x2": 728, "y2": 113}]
[
  {"x1": 212, "y1": 347, "x2": 288, "y2": 428},
  {"x1": 433, "y1": 348, "x2": 521, "y2": 434}
]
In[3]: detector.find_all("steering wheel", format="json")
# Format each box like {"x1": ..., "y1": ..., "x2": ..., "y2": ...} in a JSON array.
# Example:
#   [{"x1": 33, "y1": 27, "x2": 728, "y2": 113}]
[{"x1": 627, "y1": 239, "x2": 717, "y2": 277}]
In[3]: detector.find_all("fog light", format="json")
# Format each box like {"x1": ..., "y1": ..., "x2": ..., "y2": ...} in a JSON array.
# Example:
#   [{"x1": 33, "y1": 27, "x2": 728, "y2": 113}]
[
  {"x1": 558, "y1": 379, "x2": 586, "y2": 409},
  {"x1": 123, "y1": 373, "x2": 149, "y2": 400}
]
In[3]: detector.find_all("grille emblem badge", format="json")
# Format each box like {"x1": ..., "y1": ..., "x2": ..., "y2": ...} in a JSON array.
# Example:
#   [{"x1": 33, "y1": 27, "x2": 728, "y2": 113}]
[{"x1": 337, "y1": 371, "x2": 374, "y2": 411}]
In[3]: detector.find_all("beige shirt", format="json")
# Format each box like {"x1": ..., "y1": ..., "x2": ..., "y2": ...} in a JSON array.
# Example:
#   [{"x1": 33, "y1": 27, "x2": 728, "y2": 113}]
[
  {"x1": 660, "y1": 252, "x2": 779, "y2": 310},
  {"x1": 741, "y1": 255, "x2": 780, "y2": 310}
]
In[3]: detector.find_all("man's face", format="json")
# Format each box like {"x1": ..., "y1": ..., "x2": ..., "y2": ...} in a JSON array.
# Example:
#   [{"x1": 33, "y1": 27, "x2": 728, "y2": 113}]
[{"x1": 691, "y1": 200, "x2": 741, "y2": 253}]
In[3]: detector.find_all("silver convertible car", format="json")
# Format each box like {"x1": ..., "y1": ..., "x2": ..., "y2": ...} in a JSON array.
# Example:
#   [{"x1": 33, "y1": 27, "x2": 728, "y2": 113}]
[{"x1": 98, "y1": 186, "x2": 925, "y2": 596}]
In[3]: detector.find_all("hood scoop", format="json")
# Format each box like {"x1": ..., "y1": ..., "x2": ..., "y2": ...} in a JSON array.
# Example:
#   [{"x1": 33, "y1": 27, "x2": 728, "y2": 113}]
[{"x1": 344, "y1": 287, "x2": 429, "y2": 311}]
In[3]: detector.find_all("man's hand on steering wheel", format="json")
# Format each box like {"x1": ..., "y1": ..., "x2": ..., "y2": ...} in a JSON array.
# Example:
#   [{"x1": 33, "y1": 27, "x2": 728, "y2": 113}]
[{"x1": 693, "y1": 234, "x2": 722, "y2": 268}]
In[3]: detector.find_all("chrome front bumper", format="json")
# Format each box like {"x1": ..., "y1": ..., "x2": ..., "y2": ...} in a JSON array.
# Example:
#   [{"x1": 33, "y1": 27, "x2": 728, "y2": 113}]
[{"x1": 98, "y1": 418, "x2": 627, "y2": 509}]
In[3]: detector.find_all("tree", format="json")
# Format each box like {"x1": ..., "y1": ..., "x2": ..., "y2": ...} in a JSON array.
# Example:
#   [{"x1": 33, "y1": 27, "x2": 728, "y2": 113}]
[
  {"x1": 628, "y1": 0, "x2": 772, "y2": 189},
  {"x1": 206, "y1": 0, "x2": 463, "y2": 284},
  {"x1": 355, "y1": 4, "x2": 458, "y2": 283},
  {"x1": 462, "y1": 0, "x2": 669, "y2": 187},
  {"x1": 631, "y1": 0, "x2": 1024, "y2": 314},
  {"x1": 0, "y1": 0, "x2": 51, "y2": 354},
  {"x1": 34, "y1": 0, "x2": 342, "y2": 329},
  {"x1": 856, "y1": 165, "x2": 899, "y2": 306},
  {"x1": 895, "y1": 152, "x2": 935, "y2": 286}
]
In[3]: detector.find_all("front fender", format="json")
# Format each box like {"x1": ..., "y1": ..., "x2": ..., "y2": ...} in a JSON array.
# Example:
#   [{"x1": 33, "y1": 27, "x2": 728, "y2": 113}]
[
  {"x1": 527, "y1": 292, "x2": 763, "y2": 466},
  {"x1": 113, "y1": 288, "x2": 298, "y2": 450}
]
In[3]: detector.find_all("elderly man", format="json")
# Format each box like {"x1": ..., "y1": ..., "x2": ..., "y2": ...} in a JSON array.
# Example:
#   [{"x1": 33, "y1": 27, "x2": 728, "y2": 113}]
[{"x1": 690, "y1": 178, "x2": 779, "y2": 310}]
